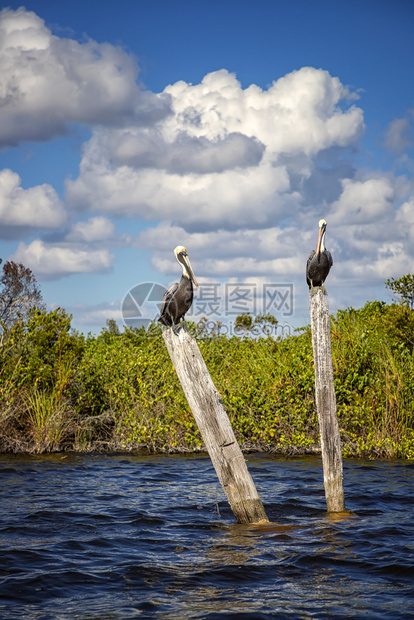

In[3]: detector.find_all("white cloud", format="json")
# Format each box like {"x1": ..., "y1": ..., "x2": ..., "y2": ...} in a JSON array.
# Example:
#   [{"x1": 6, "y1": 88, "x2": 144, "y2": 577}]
[
  {"x1": 11, "y1": 239, "x2": 115, "y2": 280},
  {"x1": 66, "y1": 216, "x2": 115, "y2": 242},
  {"x1": 135, "y1": 162, "x2": 414, "y2": 297},
  {"x1": 318, "y1": 177, "x2": 414, "y2": 287},
  {"x1": 396, "y1": 198, "x2": 414, "y2": 241},
  {"x1": 137, "y1": 221, "x2": 308, "y2": 281},
  {"x1": 0, "y1": 7, "x2": 170, "y2": 146},
  {"x1": 384, "y1": 116, "x2": 414, "y2": 153},
  {"x1": 68, "y1": 302, "x2": 123, "y2": 327},
  {"x1": 68, "y1": 154, "x2": 293, "y2": 228},
  {"x1": 0, "y1": 168, "x2": 66, "y2": 230},
  {"x1": 66, "y1": 67, "x2": 364, "y2": 230},
  {"x1": 2, "y1": 8, "x2": 412, "y2": 323},
  {"x1": 109, "y1": 130, "x2": 265, "y2": 173},
  {"x1": 329, "y1": 176, "x2": 395, "y2": 225},
  {"x1": 348, "y1": 242, "x2": 414, "y2": 281},
  {"x1": 163, "y1": 68, "x2": 363, "y2": 157}
]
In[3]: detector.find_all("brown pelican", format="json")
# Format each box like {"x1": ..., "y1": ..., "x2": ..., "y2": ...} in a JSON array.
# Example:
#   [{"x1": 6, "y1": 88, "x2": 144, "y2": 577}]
[
  {"x1": 306, "y1": 219, "x2": 333, "y2": 296},
  {"x1": 158, "y1": 246, "x2": 198, "y2": 331}
]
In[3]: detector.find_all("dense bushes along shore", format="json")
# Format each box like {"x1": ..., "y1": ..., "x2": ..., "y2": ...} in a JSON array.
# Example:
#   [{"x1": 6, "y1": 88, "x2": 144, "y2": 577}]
[{"x1": 0, "y1": 300, "x2": 413, "y2": 458}]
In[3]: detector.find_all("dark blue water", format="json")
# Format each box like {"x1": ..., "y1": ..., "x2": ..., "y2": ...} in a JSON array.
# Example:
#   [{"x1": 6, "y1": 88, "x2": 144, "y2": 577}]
[{"x1": 0, "y1": 453, "x2": 413, "y2": 619}]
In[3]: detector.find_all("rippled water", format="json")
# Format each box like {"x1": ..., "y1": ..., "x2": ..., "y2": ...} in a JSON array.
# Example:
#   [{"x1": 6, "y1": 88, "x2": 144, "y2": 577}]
[{"x1": 0, "y1": 453, "x2": 413, "y2": 619}]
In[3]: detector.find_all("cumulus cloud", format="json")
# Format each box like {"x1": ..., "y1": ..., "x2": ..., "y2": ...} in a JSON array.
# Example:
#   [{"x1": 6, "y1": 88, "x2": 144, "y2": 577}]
[
  {"x1": 68, "y1": 153, "x2": 293, "y2": 229},
  {"x1": 135, "y1": 220, "x2": 309, "y2": 285},
  {"x1": 2, "y1": 7, "x2": 412, "y2": 322},
  {"x1": 66, "y1": 216, "x2": 115, "y2": 242},
  {"x1": 109, "y1": 130, "x2": 265, "y2": 174},
  {"x1": 329, "y1": 177, "x2": 395, "y2": 225},
  {"x1": 396, "y1": 198, "x2": 414, "y2": 241},
  {"x1": 0, "y1": 169, "x2": 66, "y2": 233},
  {"x1": 162, "y1": 68, "x2": 362, "y2": 156},
  {"x1": 0, "y1": 7, "x2": 170, "y2": 146},
  {"x1": 11, "y1": 239, "x2": 115, "y2": 280},
  {"x1": 312, "y1": 173, "x2": 414, "y2": 290},
  {"x1": 66, "y1": 67, "x2": 365, "y2": 230},
  {"x1": 134, "y1": 163, "x2": 414, "y2": 298},
  {"x1": 347, "y1": 242, "x2": 414, "y2": 282},
  {"x1": 384, "y1": 115, "x2": 414, "y2": 153}
]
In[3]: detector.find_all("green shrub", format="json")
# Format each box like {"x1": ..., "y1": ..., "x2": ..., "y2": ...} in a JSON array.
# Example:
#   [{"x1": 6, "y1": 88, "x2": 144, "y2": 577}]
[{"x1": 1, "y1": 302, "x2": 414, "y2": 458}]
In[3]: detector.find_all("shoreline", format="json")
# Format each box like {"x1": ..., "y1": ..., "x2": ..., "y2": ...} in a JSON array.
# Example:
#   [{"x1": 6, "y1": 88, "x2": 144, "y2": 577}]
[{"x1": 1, "y1": 439, "x2": 411, "y2": 460}]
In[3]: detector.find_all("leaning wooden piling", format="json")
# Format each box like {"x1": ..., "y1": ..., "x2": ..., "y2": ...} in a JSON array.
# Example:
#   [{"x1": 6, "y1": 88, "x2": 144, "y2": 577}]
[
  {"x1": 162, "y1": 324, "x2": 269, "y2": 525},
  {"x1": 310, "y1": 289, "x2": 345, "y2": 512}
]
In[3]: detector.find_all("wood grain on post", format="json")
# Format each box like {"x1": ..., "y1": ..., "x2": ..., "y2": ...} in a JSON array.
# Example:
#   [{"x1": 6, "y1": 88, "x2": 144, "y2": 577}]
[
  {"x1": 310, "y1": 289, "x2": 345, "y2": 512},
  {"x1": 162, "y1": 325, "x2": 268, "y2": 524}
]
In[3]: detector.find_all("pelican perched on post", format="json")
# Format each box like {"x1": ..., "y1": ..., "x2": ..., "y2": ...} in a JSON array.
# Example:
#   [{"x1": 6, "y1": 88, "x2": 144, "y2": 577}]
[
  {"x1": 306, "y1": 219, "x2": 333, "y2": 296},
  {"x1": 158, "y1": 246, "x2": 198, "y2": 332}
]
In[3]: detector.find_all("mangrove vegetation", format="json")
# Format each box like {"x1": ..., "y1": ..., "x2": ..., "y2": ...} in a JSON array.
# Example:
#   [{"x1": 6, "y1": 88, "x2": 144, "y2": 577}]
[{"x1": 0, "y1": 261, "x2": 413, "y2": 458}]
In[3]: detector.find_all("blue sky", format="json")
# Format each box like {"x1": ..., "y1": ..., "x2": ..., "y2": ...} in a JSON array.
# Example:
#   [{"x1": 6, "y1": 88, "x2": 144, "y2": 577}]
[{"x1": 1, "y1": 0, "x2": 414, "y2": 335}]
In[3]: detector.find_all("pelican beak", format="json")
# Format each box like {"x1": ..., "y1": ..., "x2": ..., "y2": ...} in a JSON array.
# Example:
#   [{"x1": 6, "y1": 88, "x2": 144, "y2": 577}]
[
  {"x1": 315, "y1": 222, "x2": 326, "y2": 256},
  {"x1": 179, "y1": 251, "x2": 199, "y2": 287}
]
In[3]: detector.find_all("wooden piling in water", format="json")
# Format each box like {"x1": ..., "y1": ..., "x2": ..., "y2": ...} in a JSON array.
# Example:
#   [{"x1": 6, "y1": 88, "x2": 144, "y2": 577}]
[
  {"x1": 310, "y1": 289, "x2": 345, "y2": 512},
  {"x1": 162, "y1": 324, "x2": 269, "y2": 525}
]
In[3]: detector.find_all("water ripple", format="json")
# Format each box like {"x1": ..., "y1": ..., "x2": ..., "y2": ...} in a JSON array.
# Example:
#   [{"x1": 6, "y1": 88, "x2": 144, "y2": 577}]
[{"x1": 0, "y1": 453, "x2": 413, "y2": 618}]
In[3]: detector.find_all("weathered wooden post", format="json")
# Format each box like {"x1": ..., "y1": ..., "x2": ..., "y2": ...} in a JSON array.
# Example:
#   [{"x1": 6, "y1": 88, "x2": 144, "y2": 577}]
[
  {"x1": 162, "y1": 324, "x2": 268, "y2": 524},
  {"x1": 310, "y1": 289, "x2": 345, "y2": 512}
]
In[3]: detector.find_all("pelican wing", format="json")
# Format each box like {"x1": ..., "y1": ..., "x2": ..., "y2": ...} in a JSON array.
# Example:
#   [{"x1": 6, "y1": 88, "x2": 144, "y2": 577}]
[
  {"x1": 159, "y1": 282, "x2": 179, "y2": 325},
  {"x1": 326, "y1": 249, "x2": 333, "y2": 268},
  {"x1": 306, "y1": 250, "x2": 316, "y2": 286}
]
